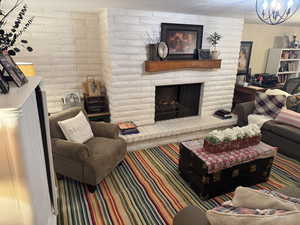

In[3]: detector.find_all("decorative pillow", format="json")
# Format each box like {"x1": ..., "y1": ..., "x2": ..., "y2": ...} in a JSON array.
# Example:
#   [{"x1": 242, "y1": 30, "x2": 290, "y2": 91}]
[
  {"x1": 248, "y1": 114, "x2": 273, "y2": 128},
  {"x1": 259, "y1": 190, "x2": 300, "y2": 205},
  {"x1": 232, "y1": 187, "x2": 300, "y2": 211},
  {"x1": 276, "y1": 108, "x2": 300, "y2": 129},
  {"x1": 286, "y1": 96, "x2": 300, "y2": 112},
  {"x1": 265, "y1": 89, "x2": 291, "y2": 97},
  {"x1": 206, "y1": 205, "x2": 300, "y2": 225},
  {"x1": 58, "y1": 111, "x2": 94, "y2": 144},
  {"x1": 254, "y1": 93, "x2": 286, "y2": 118}
]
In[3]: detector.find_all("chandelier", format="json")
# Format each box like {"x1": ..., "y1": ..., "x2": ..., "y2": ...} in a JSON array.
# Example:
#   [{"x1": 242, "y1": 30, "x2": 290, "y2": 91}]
[{"x1": 256, "y1": 0, "x2": 300, "y2": 25}]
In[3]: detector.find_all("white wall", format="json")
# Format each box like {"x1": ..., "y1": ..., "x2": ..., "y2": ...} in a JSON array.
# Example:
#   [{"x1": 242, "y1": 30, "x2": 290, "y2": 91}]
[
  {"x1": 242, "y1": 23, "x2": 300, "y2": 74},
  {"x1": 102, "y1": 8, "x2": 244, "y2": 126},
  {"x1": 13, "y1": 9, "x2": 103, "y2": 113}
]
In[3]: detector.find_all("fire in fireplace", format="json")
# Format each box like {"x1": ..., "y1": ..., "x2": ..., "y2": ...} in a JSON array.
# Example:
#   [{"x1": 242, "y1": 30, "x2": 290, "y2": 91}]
[{"x1": 155, "y1": 83, "x2": 202, "y2": 121}]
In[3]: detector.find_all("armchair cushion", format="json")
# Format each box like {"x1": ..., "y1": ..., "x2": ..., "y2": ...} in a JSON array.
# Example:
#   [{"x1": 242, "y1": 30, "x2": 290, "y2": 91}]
[
  {"x1": 84, "y1": 137, "x2": 127, "y2": 183},
  {"x1": 90, "y1": 121, "x2": 119, "y2": 139},
  {"x1": 51, "y1": 138, "x2": 90, "y2": 161},
  {"x1": 85, "y1": 137, "x2": 126, "y2": 157}
]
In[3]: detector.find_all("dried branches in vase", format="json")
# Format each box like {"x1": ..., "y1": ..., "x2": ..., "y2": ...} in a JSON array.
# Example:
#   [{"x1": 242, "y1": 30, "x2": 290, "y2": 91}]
[{"x1": 0, "y1": 0, "x2": 34, "y2": 56}]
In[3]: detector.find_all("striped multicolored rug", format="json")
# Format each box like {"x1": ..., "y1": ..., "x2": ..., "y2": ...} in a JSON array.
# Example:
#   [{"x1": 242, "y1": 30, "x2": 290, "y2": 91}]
[{"x1": 58, "y1": 144, "x2": 300, "y2": 225}]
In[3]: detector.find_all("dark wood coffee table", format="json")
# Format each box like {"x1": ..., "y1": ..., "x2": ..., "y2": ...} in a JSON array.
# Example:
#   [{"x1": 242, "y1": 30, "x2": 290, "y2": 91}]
[{"x1": 179, "y1": 140, "x2": 277, "y2": 199}]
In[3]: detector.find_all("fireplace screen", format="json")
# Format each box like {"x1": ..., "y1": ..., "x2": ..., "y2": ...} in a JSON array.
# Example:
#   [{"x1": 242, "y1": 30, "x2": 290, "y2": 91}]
[{"x1": 155, "y1": 83, "x2": 202, "y2": 121}]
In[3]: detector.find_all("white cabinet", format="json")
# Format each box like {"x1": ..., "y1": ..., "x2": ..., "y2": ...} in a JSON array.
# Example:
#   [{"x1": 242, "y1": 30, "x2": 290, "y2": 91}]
[
  {"x1": 0, "y1": 77, "x2": 57, "y2": 225},
  {"x1": 266, "y1": 48, "x2": 300, "y2": 84}
]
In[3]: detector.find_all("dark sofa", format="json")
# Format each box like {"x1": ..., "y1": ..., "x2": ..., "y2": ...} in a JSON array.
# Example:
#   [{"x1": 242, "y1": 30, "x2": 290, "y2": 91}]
[{"x1": 234, "y1": 101, "x2": 300, "y2": 162}]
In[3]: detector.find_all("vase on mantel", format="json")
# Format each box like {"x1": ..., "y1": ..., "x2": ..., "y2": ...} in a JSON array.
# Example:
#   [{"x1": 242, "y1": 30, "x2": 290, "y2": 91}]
[
  {"x1": 211, "y1": 49, "x2": 220, "y2": 60},
  {"x1": 147, "y1": 44, "x2": 160, "y2": 61}
]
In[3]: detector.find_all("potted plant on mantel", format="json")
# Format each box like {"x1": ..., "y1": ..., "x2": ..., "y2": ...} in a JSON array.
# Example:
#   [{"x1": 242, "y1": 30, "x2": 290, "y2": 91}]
[
  {"x1": 207, "y1": 32, "x2": 222, "y2": 60},
  {"x1": 0, "y1": 0, "x2": 34, "y2": 56}
]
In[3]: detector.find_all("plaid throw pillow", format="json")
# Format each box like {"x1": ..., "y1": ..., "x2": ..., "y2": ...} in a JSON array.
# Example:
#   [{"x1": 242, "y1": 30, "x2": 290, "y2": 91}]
[{"x1": 254, "y1": 93, "x2": 286, "y2": 118}]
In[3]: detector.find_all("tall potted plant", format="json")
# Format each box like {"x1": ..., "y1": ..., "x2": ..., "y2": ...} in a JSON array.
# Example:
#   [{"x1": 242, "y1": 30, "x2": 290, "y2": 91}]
[
  {"x1": 0, "y1": 0, "x2": 34, "y2": 56},
  {"x1": 207, "y1": 32, "x2": 222, "y2": 59}
]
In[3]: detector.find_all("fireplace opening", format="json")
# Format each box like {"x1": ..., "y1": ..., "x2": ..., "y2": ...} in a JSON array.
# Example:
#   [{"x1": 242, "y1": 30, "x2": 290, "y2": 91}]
[{"x1": 155, "y1": 83, "x2": 202, "y2": 121}]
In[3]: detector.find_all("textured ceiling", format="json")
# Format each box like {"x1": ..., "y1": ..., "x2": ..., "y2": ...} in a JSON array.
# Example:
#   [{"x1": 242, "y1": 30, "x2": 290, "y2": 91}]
[{"x1": 27, "y1": 0, "x2": 300, "y2": 25}]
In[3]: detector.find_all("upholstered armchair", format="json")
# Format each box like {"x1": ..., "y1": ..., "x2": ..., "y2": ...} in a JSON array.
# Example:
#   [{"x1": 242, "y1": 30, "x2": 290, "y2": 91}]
[{"x1": 49, "y1": 107, "x2": 127, "y2": 192}]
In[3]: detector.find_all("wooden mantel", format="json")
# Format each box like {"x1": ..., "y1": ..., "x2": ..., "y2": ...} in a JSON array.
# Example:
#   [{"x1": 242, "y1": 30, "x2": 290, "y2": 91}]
[{"x1": 144, "y1": 59, "x2": 222, "y2": 72}]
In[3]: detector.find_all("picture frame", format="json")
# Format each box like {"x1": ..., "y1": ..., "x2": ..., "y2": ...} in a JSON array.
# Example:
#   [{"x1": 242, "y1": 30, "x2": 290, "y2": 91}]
[
  {"x1": 0, "y1": 71, "x2": 9, "y2": 94},
  {"x1": 62, "y1": 91, "x2": 81, "y2": 105},
  {"x1": 197, "y1": 49, "x2": 211, "y2": 60},
  {"x1": 0, "y1": 51, "x2": 27, "y2": 87},
  {"x1": 237, "y1": 41, "x2": 253, "y2": 75},
  {"x1": 161, "y1": 23, "x2": 203, "y2": 60}
]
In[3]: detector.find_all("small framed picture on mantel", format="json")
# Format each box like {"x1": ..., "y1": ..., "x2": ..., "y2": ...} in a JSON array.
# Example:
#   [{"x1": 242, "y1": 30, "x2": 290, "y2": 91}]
[{"x1": 161, "y1": 23, "x2": 203, "y2": 60}]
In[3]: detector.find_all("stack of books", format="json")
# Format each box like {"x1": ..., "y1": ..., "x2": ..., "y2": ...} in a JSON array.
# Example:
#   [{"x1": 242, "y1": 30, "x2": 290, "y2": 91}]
[
  {"x1": 118, "y1": 121, "x2": 139, "y2": 135},
  {"x1": 214, "y1": 109, "x2": 232, "y2": 120}
]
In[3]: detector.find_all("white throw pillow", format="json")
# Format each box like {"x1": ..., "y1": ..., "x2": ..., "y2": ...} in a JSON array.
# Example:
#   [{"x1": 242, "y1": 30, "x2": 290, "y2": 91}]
[
  {"x1": 248, "y1": 114, "x2": 273, "y2": 128},
  {"x1": 265, "y1": 89, "x2": 291, "y2": 97},
  {"x1": 58, "y1": 111, "x2": 94, "y2": 144}
]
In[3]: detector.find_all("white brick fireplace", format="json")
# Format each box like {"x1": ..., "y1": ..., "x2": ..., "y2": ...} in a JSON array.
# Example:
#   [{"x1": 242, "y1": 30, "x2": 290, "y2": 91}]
[{"x1": 98, "y1": 8, "x2": 244, "y2": 150}]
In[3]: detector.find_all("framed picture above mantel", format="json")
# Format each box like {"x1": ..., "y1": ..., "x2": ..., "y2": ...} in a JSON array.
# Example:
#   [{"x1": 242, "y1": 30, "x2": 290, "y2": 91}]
[{"x1": 161, "y1": 23, "x2": 203, "y2": 60}]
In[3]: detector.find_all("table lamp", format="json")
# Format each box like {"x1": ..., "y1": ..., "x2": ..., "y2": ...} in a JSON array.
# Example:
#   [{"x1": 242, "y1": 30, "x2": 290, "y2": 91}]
[{"x1": 16, "y1": 62, "x2": 36, "y2": 77}]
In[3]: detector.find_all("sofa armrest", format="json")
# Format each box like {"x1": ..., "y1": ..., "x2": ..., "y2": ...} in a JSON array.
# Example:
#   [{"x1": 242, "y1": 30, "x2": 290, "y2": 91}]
[
  {"x1": 51, "y1": 138, "x2": 90, "y2": 161},
  {"x1": 90, "y1": 121, "x2": 119, "y2": 139},
  {"x1": 234, "y1": 101, "x2": 255, "y2": 127},
  {"x1": 296, "y1": 103, "x2": 300, "y2": 113}
]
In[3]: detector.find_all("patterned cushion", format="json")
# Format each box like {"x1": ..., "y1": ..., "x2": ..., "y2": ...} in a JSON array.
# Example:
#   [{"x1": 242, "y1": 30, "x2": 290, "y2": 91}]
[
  {"x1": 258, "y1": 189, "x2": 300, "y2": 206},
  {"x1": 276, "y1": 108, "x2": 300, "y2": 129},
  {"x1": 211, "y1": 205, "x2": 289, "y2": 216},
  {"x1": 206, "y1": 205, "x2": 300, "y2": 225},
  {"x1": 232, "y1": 187, "x2": 300, "y2": 211},
  {"x1": 254, "y1": 93, "x2": 286, "y2": 118}
]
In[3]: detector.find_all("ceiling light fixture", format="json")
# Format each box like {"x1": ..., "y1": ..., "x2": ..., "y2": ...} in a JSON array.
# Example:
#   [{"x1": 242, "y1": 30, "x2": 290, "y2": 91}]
[{"x1": 256, "y1": 0, "x2": 300, "y2": 25}]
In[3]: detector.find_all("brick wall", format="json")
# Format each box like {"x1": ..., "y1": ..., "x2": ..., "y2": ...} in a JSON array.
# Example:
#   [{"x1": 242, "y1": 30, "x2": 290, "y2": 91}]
[
  {"x1": 102, "y1": 8, "x2": 244, "y2": 125},
  {"x1": 13, "y1": 9, "x2": 103, "y2": 113}
]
